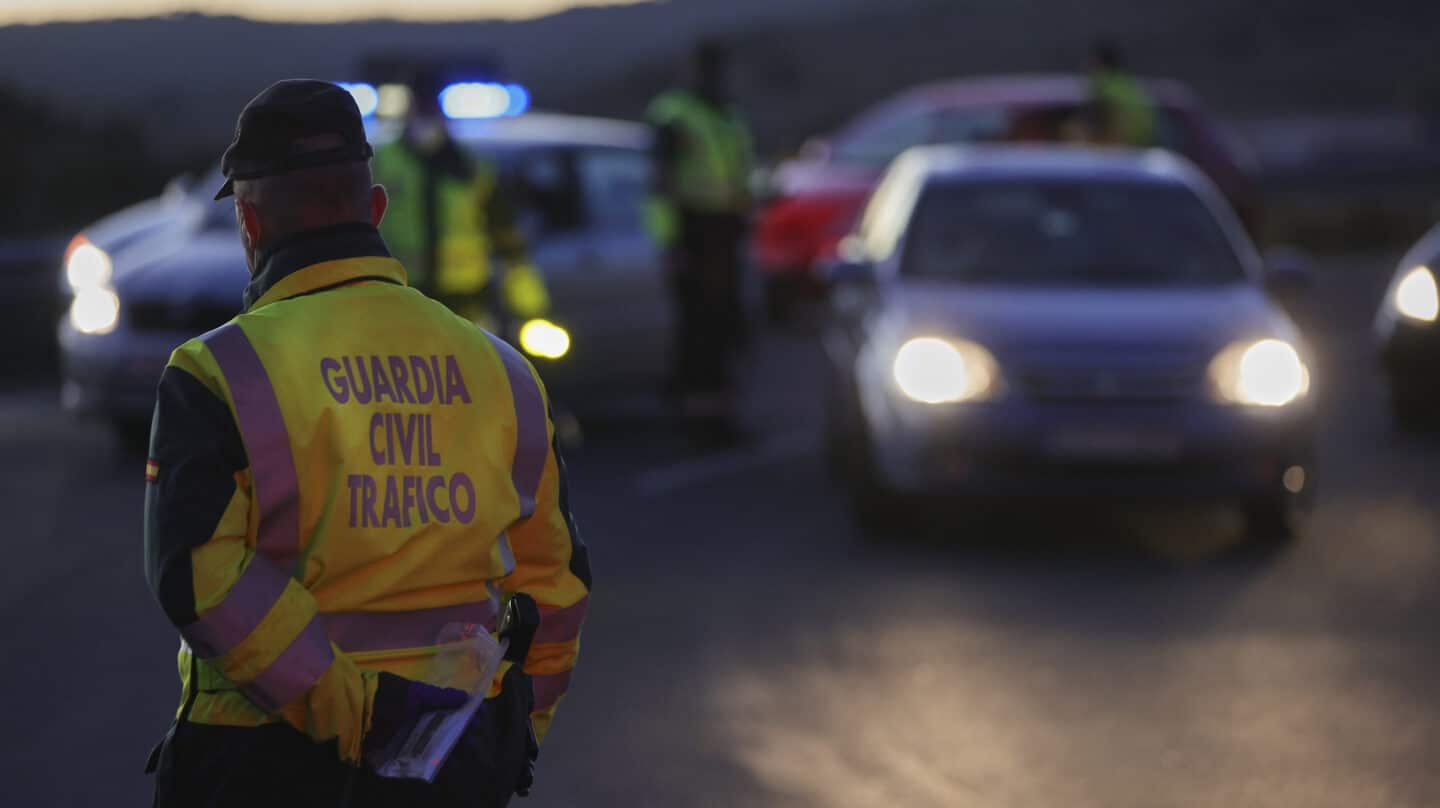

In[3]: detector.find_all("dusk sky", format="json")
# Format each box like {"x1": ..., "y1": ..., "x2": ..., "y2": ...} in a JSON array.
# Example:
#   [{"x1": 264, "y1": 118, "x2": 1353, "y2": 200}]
[{"x1": 0, "y1": 0, "x2": 648, "y2": 25}]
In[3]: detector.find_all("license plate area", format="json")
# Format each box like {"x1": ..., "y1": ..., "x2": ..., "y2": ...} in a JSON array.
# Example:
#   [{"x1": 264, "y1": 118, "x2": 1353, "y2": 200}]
[{"x1": 1045, "y1": 427, "x2": 1183, "y2": 461}]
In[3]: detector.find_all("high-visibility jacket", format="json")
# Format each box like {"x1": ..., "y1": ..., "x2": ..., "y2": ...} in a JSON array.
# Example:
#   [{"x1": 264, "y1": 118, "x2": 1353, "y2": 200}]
[
  {"x1": 645, "y1": 89, "x2": 754, "y2": 244},
  {"x1": 371, "y1": 139, "x2": 550, "y2": 320},
  {"x1": 1091, "y1": 70, "x2": 1158, "y2": 147},
  {"x1": 144, "y1": 224, "x2": 590, "y2": 764}
]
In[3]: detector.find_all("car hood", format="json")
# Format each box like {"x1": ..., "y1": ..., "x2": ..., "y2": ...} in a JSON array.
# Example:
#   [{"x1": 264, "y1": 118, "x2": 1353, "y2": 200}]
[
  {"x1": 878, "y1": 281, "x2": 1295, "y2": 362},
  {"x1": 770, "y1": 157, "x2": 882, "y2": 197},
  {"x1": 114, "y1": 230, "x2": 248, "y2": 309}
]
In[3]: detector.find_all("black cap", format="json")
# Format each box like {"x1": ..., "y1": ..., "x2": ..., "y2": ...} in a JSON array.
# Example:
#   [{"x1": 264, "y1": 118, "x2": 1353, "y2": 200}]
[{"x1": 214, "y1": 79, "x2": 374, "y2": 200}]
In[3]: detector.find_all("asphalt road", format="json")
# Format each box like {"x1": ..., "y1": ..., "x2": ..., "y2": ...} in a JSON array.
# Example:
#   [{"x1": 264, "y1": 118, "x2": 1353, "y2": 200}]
[{"x1": 4, "y1": 250, "x2": 1440, "y2": 807}]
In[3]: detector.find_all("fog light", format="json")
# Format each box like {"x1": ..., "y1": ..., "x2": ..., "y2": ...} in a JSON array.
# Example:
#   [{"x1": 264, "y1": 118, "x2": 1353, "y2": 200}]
[
  {"x1": 70, "y1": 287, "x2": 120, "y2": 335},
  {"x1": 1282, "y1": 465, "x2": 1306, "y2": 494},
  {"x1": 518, "y1": 319, "x2": 570, "y2": 360}
]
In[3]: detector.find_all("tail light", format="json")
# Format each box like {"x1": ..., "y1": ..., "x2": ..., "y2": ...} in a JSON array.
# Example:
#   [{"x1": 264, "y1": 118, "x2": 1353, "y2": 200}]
[{"x1": 752, "y1": 191, "x2": 869, "y2": 276}]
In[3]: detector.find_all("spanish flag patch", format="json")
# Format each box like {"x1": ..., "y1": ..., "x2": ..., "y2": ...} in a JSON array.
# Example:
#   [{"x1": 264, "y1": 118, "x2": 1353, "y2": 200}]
[{"x1": 145, "y1": 459, "x2": 160, "y2": 483}]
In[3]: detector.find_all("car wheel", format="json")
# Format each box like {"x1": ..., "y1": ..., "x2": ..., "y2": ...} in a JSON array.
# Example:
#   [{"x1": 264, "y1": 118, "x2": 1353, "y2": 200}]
[
  {"x1": 844, "y1": 423, "x2": 905, "y2": 539},
  {"x1": 1242, "y1": 495, "x2": 1300, "y2": 545},
  {"x1": 764, "y1": 275, "x2": 797, "y2": 325},
  {"x1": 1390, "y1": 393, "x2": 1436, "y2": 432}
]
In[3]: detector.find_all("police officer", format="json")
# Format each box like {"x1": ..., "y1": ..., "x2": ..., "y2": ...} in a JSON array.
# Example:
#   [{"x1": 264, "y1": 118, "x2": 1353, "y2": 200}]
[
  {"x1": 647, "y1": 40, "x2": 755, "y2": 444},
  {"x1": 371, "y1": 71, "x2": 550, "y2": 334},
  {"x1": 143, "y1": 80, "x2": 591, "y2": 806},
  {"x1": 1087, "y1": 39, "x2": 1158, "y2": 147}
]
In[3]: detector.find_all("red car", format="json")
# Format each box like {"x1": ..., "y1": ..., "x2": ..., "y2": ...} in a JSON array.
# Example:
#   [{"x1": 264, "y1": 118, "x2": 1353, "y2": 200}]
[{"x1": 753, "y1": 74, "x2": 1261, "y2": 319}]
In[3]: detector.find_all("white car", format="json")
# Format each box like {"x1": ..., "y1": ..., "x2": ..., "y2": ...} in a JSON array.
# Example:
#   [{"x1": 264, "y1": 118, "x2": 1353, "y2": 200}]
[{"x1": 59, "y1": 113, "x2": 672, "y2": 434}]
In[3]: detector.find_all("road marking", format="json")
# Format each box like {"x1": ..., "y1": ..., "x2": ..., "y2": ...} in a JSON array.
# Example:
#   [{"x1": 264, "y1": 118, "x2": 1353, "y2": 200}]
[{"x1": 634, "y1": 429, "x2": 818, "y2": 497}]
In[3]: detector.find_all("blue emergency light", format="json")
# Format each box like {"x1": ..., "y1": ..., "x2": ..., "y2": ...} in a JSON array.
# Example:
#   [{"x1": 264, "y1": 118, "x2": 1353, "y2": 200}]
[
  {"x1": 337, "y1": 83, "x2": 380, "y2": 118},
  {"x1": 439, "y1": 82, "x2": 531, "y2": 120},
  {"x1": 339, "y1": 79, "x2": 530, "y2": 120}
]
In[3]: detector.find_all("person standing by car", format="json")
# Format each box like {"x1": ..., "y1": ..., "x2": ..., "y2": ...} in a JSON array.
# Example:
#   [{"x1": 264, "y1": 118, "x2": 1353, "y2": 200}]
[
  {"x1": 143, "y1": 80, "x2": 590, "y2": 806},
  {"x1": 372, "y1": 71, "x2": 550, "y2": 334},
  {"x1": 1087, "y1": 39, "x2": 1158, "y2": 147},
  {"x1": 647, "y1": 40, "x2": 756, "y2": 444}
]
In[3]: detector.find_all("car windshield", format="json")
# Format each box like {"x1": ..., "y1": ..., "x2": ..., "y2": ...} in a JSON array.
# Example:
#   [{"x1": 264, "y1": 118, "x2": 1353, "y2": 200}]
[{"x1": 901, "y1": 179, "x2": 1244, "y2": 286}]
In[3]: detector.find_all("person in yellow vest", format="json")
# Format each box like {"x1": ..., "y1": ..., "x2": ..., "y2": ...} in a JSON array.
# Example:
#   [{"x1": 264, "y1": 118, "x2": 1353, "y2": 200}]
[
  {"x1": 1087, "y1": 39, "x2": 1159, "y2": 147},
  {"x1": 143, "y1": 80, "x2": 590, "y2": 807},
  {"x1": 647, "y1": 41, "x2": 755, "y2": 444},
  {"x1": 371, "y1": 73, "x2": 550, "y2": 334}
]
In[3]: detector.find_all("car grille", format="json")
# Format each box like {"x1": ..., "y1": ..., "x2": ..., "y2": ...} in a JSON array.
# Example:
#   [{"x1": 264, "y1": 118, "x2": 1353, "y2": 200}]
[
  {"x1": 125, "y1": 301, "x2": 238, "y2": 336},
  {"x1": 1017, "y1": 362, "x2": 1206, "y2": 402}
]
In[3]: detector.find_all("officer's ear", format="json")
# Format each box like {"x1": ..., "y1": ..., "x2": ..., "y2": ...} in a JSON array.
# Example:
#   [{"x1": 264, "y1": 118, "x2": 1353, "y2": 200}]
[
  {"x1": 235, "y1": 199, "x2": 262, "y2": 251},
  {"x1": 370, "y1": 185, "x2": 389, "y2": 227}
]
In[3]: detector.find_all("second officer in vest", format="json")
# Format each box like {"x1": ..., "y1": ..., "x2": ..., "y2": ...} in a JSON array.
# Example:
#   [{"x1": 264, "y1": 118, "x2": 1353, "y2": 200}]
[
  {"x1": 144, "y1": 80, "x2": 590, "y2": 806},
  {"x1": 647, "y1": 41, "x2": 755, "y2": 444},
  {"x1": 371, "y1": 72, "x2": 550, "y2": 333}
]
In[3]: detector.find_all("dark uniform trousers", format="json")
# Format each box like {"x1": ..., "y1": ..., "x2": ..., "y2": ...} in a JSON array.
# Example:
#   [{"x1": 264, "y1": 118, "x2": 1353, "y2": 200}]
[
  {"x1": 150, "y1": 667, "x2": 534, "y2": 808},
  {"x1": 670, "y1": 208, "x2": 748, "y2": 397}
]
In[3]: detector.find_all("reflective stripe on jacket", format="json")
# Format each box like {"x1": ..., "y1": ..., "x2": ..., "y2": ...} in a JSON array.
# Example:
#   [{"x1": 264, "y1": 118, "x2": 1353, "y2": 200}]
[
  {"x1": 647, "y1": 89, "x2": 754, "y2": 215},
  {"x1": 143, "y1": 225, "x2": 590, "y2": 763}
]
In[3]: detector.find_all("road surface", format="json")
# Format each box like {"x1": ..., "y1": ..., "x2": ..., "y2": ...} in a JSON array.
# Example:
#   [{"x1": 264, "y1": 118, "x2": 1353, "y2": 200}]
[{"x1": 3, "y1": 251, "x2": 1439, "y2": 807}]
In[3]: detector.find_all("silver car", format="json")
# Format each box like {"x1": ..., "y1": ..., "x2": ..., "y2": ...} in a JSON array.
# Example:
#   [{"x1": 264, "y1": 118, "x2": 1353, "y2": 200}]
[
  {"x1": 59, "y1": 113, "x2": 671, "y2": 436},
  {"x1": 824, "y1": 145, "x2": 1316, "y2": 540}
]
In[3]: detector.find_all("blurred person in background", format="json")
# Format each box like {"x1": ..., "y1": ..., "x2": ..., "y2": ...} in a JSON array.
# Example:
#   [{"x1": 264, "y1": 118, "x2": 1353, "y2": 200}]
[
  {"x1": 647, "y1": 40, "x2": 756, "y2": 445},
  {"x1": 1087, "y1": 38, "x2": 1158, "y2": 147},
  {"x1": 372, "y1": 71, "x2": 550, "y2": 334},
  {"x1": 144, "y1": 80, "x2": 590, "y2": 807}
]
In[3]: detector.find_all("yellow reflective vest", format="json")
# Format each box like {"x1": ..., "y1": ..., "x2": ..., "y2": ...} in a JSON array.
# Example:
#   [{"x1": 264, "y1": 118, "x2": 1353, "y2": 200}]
[
  {"x1": 371, "y1": 139, "x2": 550, "y2": 321},
  {"x1": 1091, "y1": 71, "x2": 1158, "y2": 147},
  {"x1": 145, "y1": 232, "x2": 588, "y2": 763},
  {"x1": 646, "y1": 89, "x2": 754, "y2": 244}
]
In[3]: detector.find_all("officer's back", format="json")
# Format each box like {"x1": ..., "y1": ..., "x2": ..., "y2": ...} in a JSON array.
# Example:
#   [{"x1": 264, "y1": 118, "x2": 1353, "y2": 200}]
[{"x1": 145, "y1": 80, "x2": 589, "y2": 808}]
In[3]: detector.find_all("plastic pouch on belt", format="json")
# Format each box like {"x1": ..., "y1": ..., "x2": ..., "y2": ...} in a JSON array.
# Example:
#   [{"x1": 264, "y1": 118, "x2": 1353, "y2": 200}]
[{"x1": 372, "y1": 621, "x2": 508, "y2": 782}]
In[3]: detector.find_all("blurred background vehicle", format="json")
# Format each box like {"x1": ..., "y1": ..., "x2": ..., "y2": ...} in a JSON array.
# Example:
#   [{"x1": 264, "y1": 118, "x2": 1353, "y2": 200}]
[
  {"x1": 753, "y1": 74, "x2": 1261, "y2": 321},
  {"x1": 823, "y1": 145, "x2": 1313, "y2": 540},
  {"x1": 1375, "y1": 220, "x2": 1440, "y2": 429},
  {"x1": 58, "y1": 109, "x2": 670, "y2": 441}
]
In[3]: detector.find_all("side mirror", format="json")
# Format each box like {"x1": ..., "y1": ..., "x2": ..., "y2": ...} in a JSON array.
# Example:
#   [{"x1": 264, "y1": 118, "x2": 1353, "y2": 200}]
[
  {"x1": 1263, "y1": 246, "x2": 1313, "y2": 300},
  {"x1": 820, "y1": 237, "x2": 877, "y2": 321},
  {"x1": 820, "y1": 237, "x2": 876, "y2": 288},
  {"x1": 823, "y1": 257, "x2": 876, "y2": 288}
]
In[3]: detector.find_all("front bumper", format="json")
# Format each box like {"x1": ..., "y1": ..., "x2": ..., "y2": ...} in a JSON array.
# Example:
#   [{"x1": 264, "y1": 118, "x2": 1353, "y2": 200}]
[
  {"x1": 1379, "y1": 318, "x2": 1440, "y2": 400},
  {"x1": 867, "y1": 395, "x2": 1316, "y2": 501},
  {"x1": 58, "y1": 321, "x2": 185, "y2": 421}
]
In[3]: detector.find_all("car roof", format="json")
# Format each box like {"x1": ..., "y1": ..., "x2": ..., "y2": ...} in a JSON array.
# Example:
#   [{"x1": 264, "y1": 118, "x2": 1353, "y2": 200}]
[
  {"x1": 900, "y1": 144, "x2": 1206, "y2": 186},
  {"x1": 886, "y1": 73, "x2": 1200, "y2": 113},
  {"x1": 369, "y1": 112, "x2": 650, "y2": 150}
]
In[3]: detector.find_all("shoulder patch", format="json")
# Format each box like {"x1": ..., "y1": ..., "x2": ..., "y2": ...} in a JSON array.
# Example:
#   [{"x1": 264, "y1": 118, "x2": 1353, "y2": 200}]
[{"x1": 145, "y1": 458, "x2": 160, "y2": 483}]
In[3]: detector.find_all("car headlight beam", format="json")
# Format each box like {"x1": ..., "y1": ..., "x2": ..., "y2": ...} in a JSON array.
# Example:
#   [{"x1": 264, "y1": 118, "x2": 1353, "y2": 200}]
[
  {"x1": 70, "y1": 287, "x2": 120, "y2": 335},
  {"x1": 1210, "y1": 338, "x2": 1309, "y2": 407},
  {"x1": 519, "y1": 318, "x2": 570, "y2": 360},
  {"x1": 1394, "y1": 265, "x2": 1438, "y2": 323},
  {"x1": 65, "y1": 241, "x2": 113, "y2": 292},
  {"x1": 892, "y1": 337, "x2": 998, "y2": 404}
]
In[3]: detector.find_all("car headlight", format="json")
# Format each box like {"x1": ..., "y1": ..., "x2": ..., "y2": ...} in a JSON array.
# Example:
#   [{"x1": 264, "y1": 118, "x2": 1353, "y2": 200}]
[
  {"x1": 518, "y1": 318, "x2": 570, "y2": 360},
  {"x1": 64, "y1": 237, "x2": 113, "y2": 292},
  {"x1": 1210, "y1": 338, "x2": 1310, "y2": 407},
  {"x1": 69, "y1": 287, "x2": 121, "y2": 335},
  {"x1": 1394, "y1": 265, "x2": 1438, "y2": 323},
  {"x1": 892, "y1": 337, "x2": 999, "y2": 404}
]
